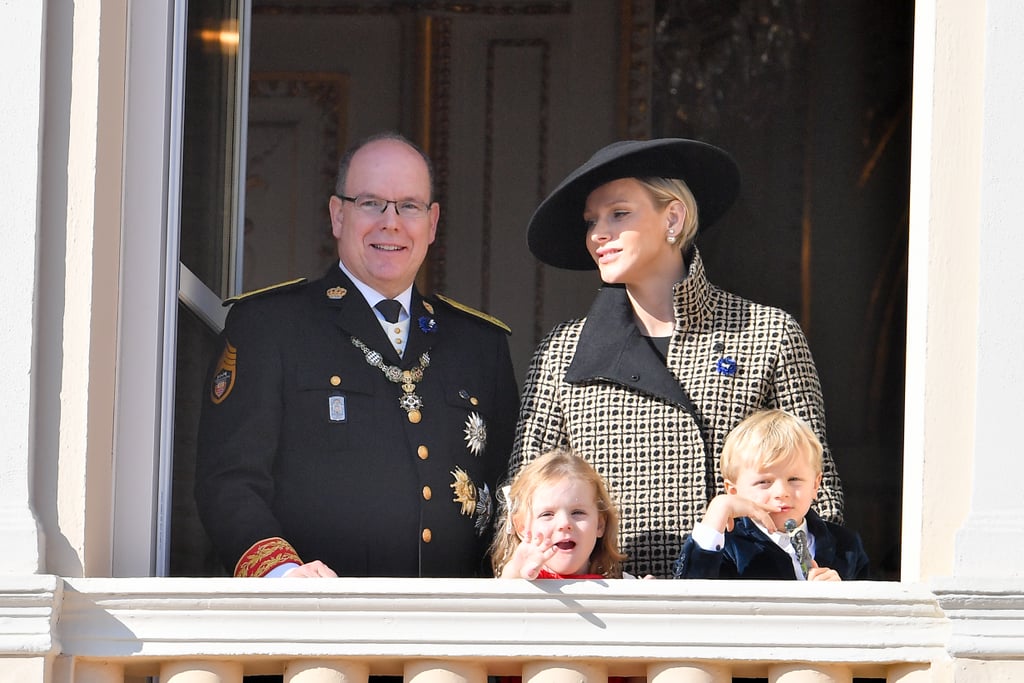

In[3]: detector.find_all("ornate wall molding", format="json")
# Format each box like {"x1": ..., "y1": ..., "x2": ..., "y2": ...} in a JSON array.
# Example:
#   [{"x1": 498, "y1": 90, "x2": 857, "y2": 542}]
[
  {"x1": 422, "y1": 16, "x2": 454, "y2": 294},
  {"x1": 481, "y1": 39, "x2": 550, "y2": 328},
  {"x1": 619, "y1": 0, "x2": 654, "y2": 139}
]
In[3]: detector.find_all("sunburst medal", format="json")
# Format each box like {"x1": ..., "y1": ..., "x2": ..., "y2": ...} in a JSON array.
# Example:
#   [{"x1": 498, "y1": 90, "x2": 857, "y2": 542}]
[{"x1": 463, "y1": 411, "x2": 487, "y2": 456}]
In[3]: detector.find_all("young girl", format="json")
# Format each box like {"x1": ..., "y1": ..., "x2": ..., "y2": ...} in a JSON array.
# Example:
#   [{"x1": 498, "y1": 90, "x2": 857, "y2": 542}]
[{"x1": 492, "y1": 448, "x2": 626, "y2": 579}]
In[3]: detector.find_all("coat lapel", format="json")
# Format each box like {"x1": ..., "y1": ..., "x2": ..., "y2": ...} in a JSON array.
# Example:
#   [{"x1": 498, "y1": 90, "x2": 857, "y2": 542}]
[
  {"x1": 805, "y1": 509, "x2": 837, "y2": 568},
  {"x1": 403, "y1": 290, "x2": 438, "y2": 366},
  {"x1": 728, "y1": 517, "x2": 784, "y2": 575},
  {"x1": 565, "y1": 284, "x2": 698, "y2": 416}
]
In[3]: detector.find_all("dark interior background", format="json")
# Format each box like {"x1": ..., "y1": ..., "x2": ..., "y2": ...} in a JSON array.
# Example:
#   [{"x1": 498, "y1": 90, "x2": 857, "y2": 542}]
[{"x1": 171, "y1": 0, "x2": 912, "y2": 581}]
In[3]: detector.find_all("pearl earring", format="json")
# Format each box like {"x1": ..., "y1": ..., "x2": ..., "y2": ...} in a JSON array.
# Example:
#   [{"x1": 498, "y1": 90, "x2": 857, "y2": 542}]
[{"x1": 667, "y1": 231, "x2": 677, "y2": 245}]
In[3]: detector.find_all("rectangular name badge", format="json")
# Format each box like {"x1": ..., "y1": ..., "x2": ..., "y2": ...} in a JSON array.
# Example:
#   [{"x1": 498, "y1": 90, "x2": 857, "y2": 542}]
[{"x1": 328, "y1": 395, "x2": 347, "y2": 422}]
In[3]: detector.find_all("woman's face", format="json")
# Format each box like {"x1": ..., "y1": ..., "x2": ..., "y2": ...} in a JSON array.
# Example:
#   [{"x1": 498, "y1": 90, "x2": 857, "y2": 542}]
[{"x1": 583, "y1": 178, "x2": 682, "y2": 286}]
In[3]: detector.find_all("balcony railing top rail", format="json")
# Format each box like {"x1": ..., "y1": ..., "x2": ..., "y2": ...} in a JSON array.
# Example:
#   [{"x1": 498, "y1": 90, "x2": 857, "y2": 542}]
[{"x1": 5, "y1": 575, "x2": 1024, "y2": 680}]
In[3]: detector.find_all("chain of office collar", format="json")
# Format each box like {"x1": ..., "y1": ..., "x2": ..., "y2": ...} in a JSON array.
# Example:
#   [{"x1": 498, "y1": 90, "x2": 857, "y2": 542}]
[{"x1": 350, "y1": 336, "x2": 430, "y2": 421}]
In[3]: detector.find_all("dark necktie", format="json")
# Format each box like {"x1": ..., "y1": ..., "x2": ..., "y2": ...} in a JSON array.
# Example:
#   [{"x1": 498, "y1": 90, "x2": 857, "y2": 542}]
[{"x1": 375, "y1": 299, "x2": 403, "y2": 324}]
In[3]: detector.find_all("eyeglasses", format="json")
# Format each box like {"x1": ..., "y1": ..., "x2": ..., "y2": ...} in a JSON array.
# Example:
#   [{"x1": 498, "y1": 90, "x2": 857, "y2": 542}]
[{"x1": 337, "y1": 194, "x2": 432, "y2": 218}]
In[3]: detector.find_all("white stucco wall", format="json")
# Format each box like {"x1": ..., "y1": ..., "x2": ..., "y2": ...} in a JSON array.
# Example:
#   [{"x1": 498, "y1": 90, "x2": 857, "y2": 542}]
[
  {"x1": 52, "y1": 0, "x2": 126, "y2": 579},
  {"x1": 903, "y1": 0, "x2": 1024, "y2": 583},
  {"x1": 0, "y1": 0, "x2": 47, "y2": 576},
  {"x1": 954, "y1": 0, "x2": 1024, "y2": 579},
  {"x1": 0, "y1": 1, "x2": 128, "y2": 579}
]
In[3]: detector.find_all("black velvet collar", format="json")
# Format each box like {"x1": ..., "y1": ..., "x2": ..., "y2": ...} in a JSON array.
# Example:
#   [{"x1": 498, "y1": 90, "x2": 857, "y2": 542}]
[
  {"x1": 564, "y1": 248, "x2": 705, "y2": 418},
  {"x1": 730, "y1": 509, "x2": 837, "y2": 573}
]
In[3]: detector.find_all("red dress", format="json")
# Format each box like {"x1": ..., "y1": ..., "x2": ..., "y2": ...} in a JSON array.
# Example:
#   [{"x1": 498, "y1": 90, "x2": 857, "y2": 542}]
[{"x1": 535, "y1": 569, "x2": 604, "y2": 579}]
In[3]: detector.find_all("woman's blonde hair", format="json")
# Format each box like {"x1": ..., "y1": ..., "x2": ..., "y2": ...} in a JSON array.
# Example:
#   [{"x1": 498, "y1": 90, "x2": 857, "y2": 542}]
[
  {"x1": 491, "y1": 448, "x2": 626, "y2": 577},
  {"x1": 720, "y1": 409, "x2": 824, "y2": 483},
  {"x1": 637, "y1": 177, "x2": 700, "y2": 250}
]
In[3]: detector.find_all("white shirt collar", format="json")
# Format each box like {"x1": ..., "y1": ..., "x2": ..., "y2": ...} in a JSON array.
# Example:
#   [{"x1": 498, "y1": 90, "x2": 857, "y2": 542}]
[
  {"x1": 337, "y1": 260, "x2": 413, "y2": 318},
  {"x1": 753, "y1": 517, "x2": 809, "y2": 549}
]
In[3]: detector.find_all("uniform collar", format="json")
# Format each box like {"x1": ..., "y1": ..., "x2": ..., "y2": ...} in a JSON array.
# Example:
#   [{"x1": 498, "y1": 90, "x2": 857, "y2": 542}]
[
  {"x1": 316, "y1": 265, "x2": 433, "y2": 368},
  {"x1": 337, "y1": 260, "x2": 414, "y2": 318}
]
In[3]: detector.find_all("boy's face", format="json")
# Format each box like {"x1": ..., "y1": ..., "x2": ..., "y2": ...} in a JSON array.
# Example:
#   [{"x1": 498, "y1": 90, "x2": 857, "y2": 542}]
[{"x1": 725, "y1": 446, "x2": 823, "y2": 530}]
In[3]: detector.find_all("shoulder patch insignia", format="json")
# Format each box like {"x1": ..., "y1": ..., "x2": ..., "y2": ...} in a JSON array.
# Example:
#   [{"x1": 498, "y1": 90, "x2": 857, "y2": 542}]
[
  {"x1": 210, "y1": 340, "x2": 237, "y2": 404},
  {"x1": 222, "y1": 277, "x2": 307, "y2": 307},
  {"x1": 434, "y1": 293, "x2": 511, "y2": 334}
]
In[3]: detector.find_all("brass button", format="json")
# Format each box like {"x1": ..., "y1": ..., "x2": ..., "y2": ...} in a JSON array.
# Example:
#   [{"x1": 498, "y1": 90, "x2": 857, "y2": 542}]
[
  {"x1": 422, "y1": 486, "x2": 432, "y2": 500},
  {"x1": 393, "y1": 326, "x2": 401, "y2": 334},
  {"x1": 417, "y1": 445, "x2": 429, "y2": 460},
  {"x1": 330, "y1": 375, "x2": 341, "y2": 386},
  {"x1": 470, "y1": 396, "x2": 479, "y2": 406},
  {"x1": 422, "y1": 528, "x2": 432, "y2": 543}
]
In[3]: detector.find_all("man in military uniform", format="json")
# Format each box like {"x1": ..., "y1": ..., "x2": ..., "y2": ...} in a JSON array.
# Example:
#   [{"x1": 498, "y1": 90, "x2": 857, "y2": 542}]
[{"x1": 196, "y1": 132, "x2": 518, "y2": 578}]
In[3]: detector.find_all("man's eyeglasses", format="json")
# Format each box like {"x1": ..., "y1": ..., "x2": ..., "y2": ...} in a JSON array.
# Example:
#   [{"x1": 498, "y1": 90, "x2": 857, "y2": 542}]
[{"x1": 338, "y1": 194, "x2": 432, "y2": 218}]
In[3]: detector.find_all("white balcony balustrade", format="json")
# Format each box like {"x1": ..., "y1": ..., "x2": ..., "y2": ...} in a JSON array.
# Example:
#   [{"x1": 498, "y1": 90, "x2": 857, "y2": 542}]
[{"x1": 8, "y1": 576, "x2": 1023, "y2": 682}]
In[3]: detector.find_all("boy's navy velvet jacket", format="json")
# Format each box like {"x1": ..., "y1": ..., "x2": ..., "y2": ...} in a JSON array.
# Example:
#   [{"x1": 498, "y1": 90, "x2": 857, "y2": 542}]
[{"x1": 672, "y1": 509, "x2": 870, "y2": 580}]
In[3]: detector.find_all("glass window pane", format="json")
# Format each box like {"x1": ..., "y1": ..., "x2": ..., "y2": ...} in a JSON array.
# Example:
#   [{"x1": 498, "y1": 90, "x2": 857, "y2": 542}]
[
  {"x1": 169, "y1": 0, "x2": 245, "y2": 578},
  {"x1": 179, "y1": 0, "x2": 244, "y2": 298}
]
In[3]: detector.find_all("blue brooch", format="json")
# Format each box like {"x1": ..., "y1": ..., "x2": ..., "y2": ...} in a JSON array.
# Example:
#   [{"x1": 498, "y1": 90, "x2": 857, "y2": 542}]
[
  {"x1": 418, "y1": 316, "x2": 437, "y2": 334},
  {"x1": 716, "y1": 356, "x2": 737, "y2": 376}
]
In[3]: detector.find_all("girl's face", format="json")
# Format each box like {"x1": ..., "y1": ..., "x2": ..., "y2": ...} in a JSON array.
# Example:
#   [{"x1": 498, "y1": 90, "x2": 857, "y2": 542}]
[
  {"x1": 583, "y1": 178, "x2": 683, "y2": 287},
  {"x1": 521, "y1": 476, "x2": 605, "y2": 576}
]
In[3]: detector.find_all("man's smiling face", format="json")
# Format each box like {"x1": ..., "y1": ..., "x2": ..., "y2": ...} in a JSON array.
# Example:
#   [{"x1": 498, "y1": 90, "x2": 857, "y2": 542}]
[{"x1": 329, "y1": 138, "x2": 438, "y2": 297}]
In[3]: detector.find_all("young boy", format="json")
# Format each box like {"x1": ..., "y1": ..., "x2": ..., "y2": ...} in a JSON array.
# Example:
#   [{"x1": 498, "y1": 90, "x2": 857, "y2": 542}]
[{"x1": 673, "y1": 409, "x2": 869, "y2": 580}]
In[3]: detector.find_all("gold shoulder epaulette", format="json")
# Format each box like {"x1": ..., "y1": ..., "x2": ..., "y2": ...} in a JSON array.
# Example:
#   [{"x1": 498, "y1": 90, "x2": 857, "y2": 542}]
[
  {"x1": 223, "y1": 277, "x2": 307, "y2": 307},
  {"x1": 434, "y1": 293, "x2": 511, "y2": 334}
]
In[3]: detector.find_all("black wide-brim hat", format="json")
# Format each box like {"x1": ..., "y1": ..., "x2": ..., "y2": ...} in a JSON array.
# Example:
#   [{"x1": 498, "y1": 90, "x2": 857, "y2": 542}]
[{"x1": 527, "y1": 138, "x2": 740, "y2": 270}]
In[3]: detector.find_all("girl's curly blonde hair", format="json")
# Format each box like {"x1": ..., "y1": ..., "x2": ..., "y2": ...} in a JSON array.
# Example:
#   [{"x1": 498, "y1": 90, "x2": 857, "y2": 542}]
[{"x1": 490, "y1": 448, "x2": 626, "y2": 577}]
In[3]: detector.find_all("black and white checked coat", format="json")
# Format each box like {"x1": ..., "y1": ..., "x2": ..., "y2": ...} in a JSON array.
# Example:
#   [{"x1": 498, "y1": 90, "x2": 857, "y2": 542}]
[{"x1": 509, "y1": 248, "x2": 844, "y2": 578}]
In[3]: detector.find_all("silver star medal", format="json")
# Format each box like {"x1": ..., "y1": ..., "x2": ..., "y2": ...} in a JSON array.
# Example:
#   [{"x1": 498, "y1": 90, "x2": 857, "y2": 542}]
[
  {"x1": 463, "y1": 411, "x2": 487, "y2": 456},
  {"x1": 474, "y1": 482, "x2": 493, "y2": 535}
]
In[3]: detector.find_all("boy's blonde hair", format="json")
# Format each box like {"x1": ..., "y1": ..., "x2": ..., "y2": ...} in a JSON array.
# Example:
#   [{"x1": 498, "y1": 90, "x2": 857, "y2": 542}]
[
  {"x1": 720, "y1": 409, "x2": 823, "y2": 483},
  {"x1": 491, "y1": 448, "x2": 626, "y2": 578}
]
